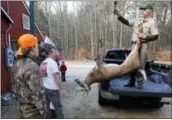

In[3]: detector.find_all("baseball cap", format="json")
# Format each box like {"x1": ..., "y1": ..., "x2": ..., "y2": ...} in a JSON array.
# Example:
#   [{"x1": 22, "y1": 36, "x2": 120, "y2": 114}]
[
  {"x1": 43, "y1": 42, "x2": 57, "y2": 49},
  {"x1": 140, "y1": 4, "x2": 153, "y2": 11},
  {"x1": 16, "y1": 34, "x2": 38, "y2": 55}
]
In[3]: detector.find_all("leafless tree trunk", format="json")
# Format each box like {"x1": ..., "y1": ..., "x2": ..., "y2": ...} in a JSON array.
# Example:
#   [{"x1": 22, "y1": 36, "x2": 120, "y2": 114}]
[
  {"x1": 73, "y1": 2, "x2": 78, "y2": 59},
  {"x1": 90, "y1": 2, "x2": 94, "y2": 59},
  {"x1": 119, "y1": 23, "x2": 123, "y2": 48},
  {"x1": 94, "y1": 10, "x2": 97, "y2": 58},
  {"x1": 34, "y1": 1, "x2": 171, "y2": 60},
  {"x1": 45, "y1": 2, "x2": 50, "y2": 36},
  {"x1": 163, "y1": 6, "x2": 168, "y2": 24},
  {"x1": 63, "y1": 2, "x2": 68, "y2": 59},
  {"x1": 105, "y1": 19, "x2": 108, "y2": 50},
  {"x1": 58, "y1": 1, "x2": 64, "y2": 56},
  {"x1": 113, "y1": 16, "x2": 117, "y2": 48},
  {"x1": 64, "y1": 1, "x2": 69, "y2": 59}
]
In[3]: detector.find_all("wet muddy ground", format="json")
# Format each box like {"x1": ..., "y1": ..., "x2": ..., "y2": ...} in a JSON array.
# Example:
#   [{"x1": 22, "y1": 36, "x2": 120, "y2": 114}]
[{"x1": 1, "y1": 61, "x2": 171, "y2": 118}]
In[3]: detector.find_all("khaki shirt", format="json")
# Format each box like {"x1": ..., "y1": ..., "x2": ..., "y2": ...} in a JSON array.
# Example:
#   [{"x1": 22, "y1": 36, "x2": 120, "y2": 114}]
[{"x1": 129, "y1": 17, "x2": 159, "y2": 42}]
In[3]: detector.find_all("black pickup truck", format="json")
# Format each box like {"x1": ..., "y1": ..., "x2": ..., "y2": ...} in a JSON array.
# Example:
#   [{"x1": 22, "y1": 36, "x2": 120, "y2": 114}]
[{"x1": 98, "y1": 48, "x2": 172, "y2": 108}]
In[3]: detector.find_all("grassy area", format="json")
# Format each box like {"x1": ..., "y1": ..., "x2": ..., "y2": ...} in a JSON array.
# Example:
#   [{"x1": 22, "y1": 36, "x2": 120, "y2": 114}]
[
  {"x1": 149, "y1": 50, "x2": 171, "y2": 64},
  {"x1": 152, "y1": 50, "x2": 171, "y2": 61}
]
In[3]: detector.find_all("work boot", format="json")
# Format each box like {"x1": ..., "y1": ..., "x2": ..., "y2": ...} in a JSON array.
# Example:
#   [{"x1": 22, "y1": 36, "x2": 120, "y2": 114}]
[
  {"x1": 135, "y1": 70, "x2": 144, "y2": 89},
  {"x1": 137, "y1": 77, "x2": 144, "y2": 89},
  {"x1": 124, "y1": 72, "x2": 136, "y2": 87},
  {"x1": 137, "y1": 81, "x2": 143, "y2": 89},
  {"x1": 124, "y1": 79, "x2": 135, "y2": 87}
]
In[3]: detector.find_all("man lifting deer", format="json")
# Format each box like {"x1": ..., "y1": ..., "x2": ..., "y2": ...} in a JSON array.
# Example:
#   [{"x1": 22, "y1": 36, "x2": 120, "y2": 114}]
[
  {"x1": 75, "y1": 3, "x2": 159, "y2": 92},
  {"x1": 113, "y1": 3, "x2": 159, "y2": 89}
]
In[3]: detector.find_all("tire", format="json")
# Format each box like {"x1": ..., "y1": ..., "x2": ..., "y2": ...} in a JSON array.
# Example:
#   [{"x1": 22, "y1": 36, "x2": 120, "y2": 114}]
[
  {"x1": 147, "y1": 98, "x2": 164, "y2": 109},
  {"x1": 98, "y1": 89, "x2": 107, "y2": 106},
  {"x1": 148, "y1": 102, "x2": 164, "y2": 109}
]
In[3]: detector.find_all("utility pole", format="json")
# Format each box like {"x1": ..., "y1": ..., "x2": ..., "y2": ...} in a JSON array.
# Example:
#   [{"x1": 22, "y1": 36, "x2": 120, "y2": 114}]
[{"x1": 29, "y1": 1, "x2": 35, "y2": 35}]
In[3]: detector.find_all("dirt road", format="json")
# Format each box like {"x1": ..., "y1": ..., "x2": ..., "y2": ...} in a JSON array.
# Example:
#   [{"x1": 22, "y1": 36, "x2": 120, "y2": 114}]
[
  {"x1": 1, "y1": 61, "x2": 171, "y2": 118},
  {"x1": 62, "y1": 82, "x2": 171, "y2": 118}
]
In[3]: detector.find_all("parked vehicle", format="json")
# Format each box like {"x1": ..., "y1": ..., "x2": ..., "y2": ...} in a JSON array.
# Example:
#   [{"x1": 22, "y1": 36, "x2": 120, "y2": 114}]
[{"x1": 98, "y1": 48, "x2": 172, "y2": 108}]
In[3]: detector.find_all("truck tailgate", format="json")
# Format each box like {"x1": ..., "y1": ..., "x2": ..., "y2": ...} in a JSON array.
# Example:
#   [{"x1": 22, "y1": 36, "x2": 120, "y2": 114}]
[{"x1": 109, "y1": 77, "x2": 172, "y2": 97}]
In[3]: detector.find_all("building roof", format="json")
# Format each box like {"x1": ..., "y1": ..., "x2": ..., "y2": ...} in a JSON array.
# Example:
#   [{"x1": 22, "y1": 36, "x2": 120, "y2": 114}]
[{"x1": 1, "y1": 7, "x2": 14, "y2": 23}]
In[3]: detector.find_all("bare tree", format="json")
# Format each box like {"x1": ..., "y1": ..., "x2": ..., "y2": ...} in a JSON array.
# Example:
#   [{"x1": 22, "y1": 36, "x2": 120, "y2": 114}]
[
  {"x1": 89, "y1": 0, "x2": 94, "y2": 59},
  {"x1": 73, "y1": 2, "x2": 78, "y2": 58},
  {"x1": 34, "y1": 1, "x2": 171, "y2": 60}
]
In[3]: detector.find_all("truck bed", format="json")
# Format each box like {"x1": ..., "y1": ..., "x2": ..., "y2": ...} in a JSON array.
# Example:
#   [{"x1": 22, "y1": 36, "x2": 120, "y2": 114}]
[{"x1": 109, "y1": 77, "x2": 172, "y2": 97}]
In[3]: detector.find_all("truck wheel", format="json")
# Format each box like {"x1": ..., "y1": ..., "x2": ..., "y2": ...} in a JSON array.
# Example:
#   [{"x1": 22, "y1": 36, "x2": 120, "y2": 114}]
[
  {"x1": 149, "y1": 98, "x2": 164, "y2": 109},
  {"x1": 98, "y1": 89, "x2": 107, "y2": 106},
  {"x1": 148, "y1": 102, "x2": 164, "y2": 109}
]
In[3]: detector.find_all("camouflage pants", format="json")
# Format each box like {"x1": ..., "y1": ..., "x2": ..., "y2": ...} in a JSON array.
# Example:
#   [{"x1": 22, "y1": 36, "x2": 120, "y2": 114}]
[{"x1": 17, "y1": 98, "x2": 45, "y2": 118}]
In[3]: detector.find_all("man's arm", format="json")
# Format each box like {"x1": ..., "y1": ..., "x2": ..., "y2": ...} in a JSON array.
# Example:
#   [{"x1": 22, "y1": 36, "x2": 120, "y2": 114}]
[
  {"x1": 138, "y1": 22, "x2": 159, "y2": 41},
  {"x1": 114, "y1": 9, "x2": 134, "y2": 26},
  {"x1": 118, "y1": 16, "x2": 129, "y2": 26},
  {"x1": 51, "y1": 61, "x2": 64, "y2": 89},
  {"x1": 53, "y1": 72, "x2": 64, "y2": 90},
  {"x1": 144, "y1": 35, "x2": 158, "y2": 41},
  {"x1": 145, "y1": 22, "x2": 159, "y2": 41},
  {"x1": 138, "y1": 34, "x2": 159, "y2": 42},
  {"x1": 53, "y1": 72, "x2": 66, "y2": 96}
]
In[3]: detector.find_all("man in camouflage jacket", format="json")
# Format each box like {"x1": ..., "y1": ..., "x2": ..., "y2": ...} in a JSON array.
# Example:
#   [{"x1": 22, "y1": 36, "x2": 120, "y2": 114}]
[{"x1": 11, "y1": 34, "x2": 45, "y2": 118}]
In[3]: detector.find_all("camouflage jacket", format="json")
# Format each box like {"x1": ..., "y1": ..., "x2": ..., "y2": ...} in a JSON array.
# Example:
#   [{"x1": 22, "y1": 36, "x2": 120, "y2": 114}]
[{"x1": 11, "y1": 57, "x2": 45, "y2": 118}]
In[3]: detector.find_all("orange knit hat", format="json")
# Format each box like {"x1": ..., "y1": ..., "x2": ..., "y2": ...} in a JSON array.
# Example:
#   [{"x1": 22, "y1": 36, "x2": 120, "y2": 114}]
[{"x1": 16, "y1": 34, "x2": 38, "y2": 55}]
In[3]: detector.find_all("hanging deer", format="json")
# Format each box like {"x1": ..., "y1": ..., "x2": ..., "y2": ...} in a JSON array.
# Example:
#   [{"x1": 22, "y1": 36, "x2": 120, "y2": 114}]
[{"x1": 75, "y1": 36, "x2": 147, "y2": 94}]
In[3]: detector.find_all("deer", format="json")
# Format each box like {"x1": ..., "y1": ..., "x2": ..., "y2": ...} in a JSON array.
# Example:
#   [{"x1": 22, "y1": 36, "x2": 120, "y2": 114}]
[{"x1": 75, "y1": 36, "x2": 147, "y2": 95}]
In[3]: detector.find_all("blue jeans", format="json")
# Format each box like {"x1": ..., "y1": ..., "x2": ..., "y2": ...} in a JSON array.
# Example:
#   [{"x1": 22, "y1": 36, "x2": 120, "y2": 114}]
[{"x1": 44, "y1": 88, "x2": 64, "y2": 119}]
